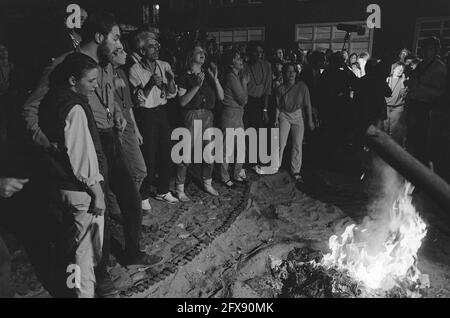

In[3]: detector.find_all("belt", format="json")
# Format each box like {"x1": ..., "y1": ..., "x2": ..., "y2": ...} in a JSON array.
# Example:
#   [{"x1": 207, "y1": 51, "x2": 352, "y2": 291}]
[
  {"x1": 387, "y1": 104, "x2": 405, "y2": 109},
  {"x1": 97, "y1": 127, "x2": 114, "y2": 134},
  {"x1": 139, "y1": 105, "x2": 165, "y2": 111}
]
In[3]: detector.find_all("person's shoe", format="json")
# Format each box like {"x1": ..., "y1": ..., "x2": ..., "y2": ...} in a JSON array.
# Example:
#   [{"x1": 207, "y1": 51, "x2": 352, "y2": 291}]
[
  {"x1": 293, "y1": 173, "x2": 304, "y2": 184},
  {"x1": 254, "y1": 165, "x2": 279, "y2": 175},
  {"x1": 221, "y1": 179, "x2": 236, "y2": 189},
  {"x1": 155, "y1": 192, "x2": 179, "y2": 204},
  {"x1": 238, "y1": 169, "x2": 247, "y2": 180},
  {"x1": 176, "y1": 184, "x2": 191, "y2": 202},
  {"x1": 234, "y1": 169, "x2": 248, "y2": 183},
  {"x1": 96, "y1": 274, "x2": 119, "y2": 298},
  {"x1": 142, "y1": 199, "x2": 152, "y2": 211},
  {"x1": 123, "y1": 251, "x2": 163, "y2": 267},
  {"x1": 203, "y1": 179, "x2": 219, "y2": 196}
]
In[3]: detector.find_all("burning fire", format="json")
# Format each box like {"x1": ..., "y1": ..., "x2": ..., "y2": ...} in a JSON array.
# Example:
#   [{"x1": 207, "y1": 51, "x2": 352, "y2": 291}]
[{"x1": 321, "y1": 183, "x2": 428, "y2": 294}]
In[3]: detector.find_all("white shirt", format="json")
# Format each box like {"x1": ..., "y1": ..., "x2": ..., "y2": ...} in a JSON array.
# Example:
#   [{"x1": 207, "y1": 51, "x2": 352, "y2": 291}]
[
  {"x1": 65, "y1": 105, "x2": 103, "y2": 187},
  {"x1": 128, "y1": 60, "x2": 177, "y2": 109}
]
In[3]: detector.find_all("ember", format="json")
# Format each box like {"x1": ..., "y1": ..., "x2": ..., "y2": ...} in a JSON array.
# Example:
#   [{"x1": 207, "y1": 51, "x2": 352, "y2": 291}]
[
  {"x1": 264, "y1": 183, "x2": 431, "y2": 298},
  {"x1": 270, "y1": 246, "x2": 426, "y2": 298}
]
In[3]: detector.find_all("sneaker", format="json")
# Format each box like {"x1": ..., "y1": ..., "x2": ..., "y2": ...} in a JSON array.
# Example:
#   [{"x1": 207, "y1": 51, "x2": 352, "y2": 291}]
[
  {"x1": 234, "y1": 169, "x2": 248, "y2": 183},
  {"x1": 221, "y1": 180, "x2": 236, "y2": 189},
  {"x1": 238, "y1": 169, "x2": 247, "y2": 179},
  {"x1": 155, "y1": 192, "x2": 179, "y2": 204},
  {"x1": 123, "y1": 251, "x2": 163, "y2": 267},
  {"x1": 176, "y1": 184, "x2": 191, "y2": 202},
  {"x1": 141, "y1": 199, "x2": 152, "y2": 211},
  {"x1": 253, "y1": 165, "x2": 278, "y2": 175},
  {"x1": 293, "y1": 173, "x2": 304, "y2": 184},
  {"x1": 176, "y1": 191, "x2": 191, "y2": 202},
  {"x1": 204, "y1": 183, "x2": 219, "y2": 196}
]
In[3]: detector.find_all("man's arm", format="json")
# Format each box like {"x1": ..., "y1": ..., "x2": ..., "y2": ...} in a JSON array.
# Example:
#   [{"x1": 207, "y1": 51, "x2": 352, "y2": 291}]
[{"x1": 21, "y1": 54, "x2": 67, "y2": 150}]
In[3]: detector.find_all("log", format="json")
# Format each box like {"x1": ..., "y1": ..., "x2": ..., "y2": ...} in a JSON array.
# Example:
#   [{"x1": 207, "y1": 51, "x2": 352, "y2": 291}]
[{"x1": 365, "y1": 125, "x2": 450, "y2": 212}]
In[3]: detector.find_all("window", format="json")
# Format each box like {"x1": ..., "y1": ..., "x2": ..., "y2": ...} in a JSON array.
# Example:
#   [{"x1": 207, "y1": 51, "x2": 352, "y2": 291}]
[
  {"x1": 414, "y1": 17, "x2": 450, "y2": 56},
  {"x1": 295, "y1": 21, "x2": 374, "y2": 55},
  {"x1": 209, "y1": 0, "x2": 262, "y2": 7},
  {"x1": 207, "y1": 27, "x2": 265, "y2": 48}
]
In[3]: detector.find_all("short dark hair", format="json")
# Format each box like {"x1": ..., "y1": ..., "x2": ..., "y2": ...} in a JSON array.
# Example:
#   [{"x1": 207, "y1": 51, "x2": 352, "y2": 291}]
[
  {"x1": 364, "y1": 58, "x2": 378, "y2": 75},
  {"x1": 247, "y1": 41, "x2": 263, "y2": 54},
  {"x1": 222, "y1": 48, "x2": 241, "y2": 71},
  {"x1": 49, "y1": 53, "x2": 98, "y2": 89},
  {"x1": 80, "y1": 11, "x2": 118, "y2": 43},
  {"x1": 328, "y1": 51, "x2": 345, "y2": 69},
  {"x1": 282, "y1": 62, "x2": 296, "y2": 76},
  {"x1": 423, "y1": 36, "x2": 441, "y2": 51},
  {"x1": 308, "y1": 51, "x2": 326, "y2": 68}
]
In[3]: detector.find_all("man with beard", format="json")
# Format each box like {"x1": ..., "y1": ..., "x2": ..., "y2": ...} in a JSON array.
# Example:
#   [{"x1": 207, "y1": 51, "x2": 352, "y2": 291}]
[{"x1": 21, "y1": 12, "x2": 156, "y2": 298}]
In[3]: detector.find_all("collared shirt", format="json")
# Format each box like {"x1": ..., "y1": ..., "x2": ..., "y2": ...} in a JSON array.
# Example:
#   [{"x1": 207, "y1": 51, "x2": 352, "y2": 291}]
[
  {"x1": 244, "y1": 60, "x2": 272, "y2": 98},
  {"x1": 276, "y1": 81, "x2": 311, "y2": 113},
  {"x1": 89, "y1": 63, "x2": 122, "y2": 129},
  {"x1": 113, "y1": 68, "x2": 135, "y2": 126},
  {"x1": 128, "y1": 60, "x2": 177, "y2": 108},
  {"x1": 65, "y1": 105, "x2": 103, "y2": 187}
]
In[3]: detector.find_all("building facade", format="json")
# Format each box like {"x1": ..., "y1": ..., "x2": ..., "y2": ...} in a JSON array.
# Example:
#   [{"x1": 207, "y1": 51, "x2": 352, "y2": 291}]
[{"x1": 157, "y1": 0, "x2": 450, "y2": 58}]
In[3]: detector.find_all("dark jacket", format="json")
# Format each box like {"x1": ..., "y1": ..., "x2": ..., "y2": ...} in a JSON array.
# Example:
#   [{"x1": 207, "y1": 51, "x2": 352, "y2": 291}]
[
  {"x1": 354, "y1": 74, "x2": 392, "y2": 130},
  {"x1": 38, "y1": 87, "x2": 104, "y2": 191}
]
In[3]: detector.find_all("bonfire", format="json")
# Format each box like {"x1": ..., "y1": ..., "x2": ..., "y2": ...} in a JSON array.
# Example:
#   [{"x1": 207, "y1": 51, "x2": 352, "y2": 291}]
[{"x1": 271, "y1": 183, "x2": 430, "y2": 298}]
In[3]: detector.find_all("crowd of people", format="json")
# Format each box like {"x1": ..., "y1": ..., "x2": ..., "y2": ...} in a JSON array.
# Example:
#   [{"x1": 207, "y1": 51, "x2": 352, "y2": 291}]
[{"x1": 0, "y1": 8, "x2": 449, "y2": 298}]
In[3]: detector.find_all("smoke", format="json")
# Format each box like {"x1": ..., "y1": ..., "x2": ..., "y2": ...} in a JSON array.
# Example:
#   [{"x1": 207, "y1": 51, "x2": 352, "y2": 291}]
[{"x1": 352, "y1": 155, "x2": 407, "y2": 256}]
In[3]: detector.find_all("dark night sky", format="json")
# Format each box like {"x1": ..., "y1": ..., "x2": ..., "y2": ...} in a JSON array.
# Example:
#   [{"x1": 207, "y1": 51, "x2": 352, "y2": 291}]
[{"x1": 1, "y1": 0, "x2": 448, "y2": 85}]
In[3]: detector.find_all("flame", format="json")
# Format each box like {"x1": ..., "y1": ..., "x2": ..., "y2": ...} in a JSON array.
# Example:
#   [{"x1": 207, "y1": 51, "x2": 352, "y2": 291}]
[{"x1": 321, "y1": 183, "x2": 428, "y2": 292}]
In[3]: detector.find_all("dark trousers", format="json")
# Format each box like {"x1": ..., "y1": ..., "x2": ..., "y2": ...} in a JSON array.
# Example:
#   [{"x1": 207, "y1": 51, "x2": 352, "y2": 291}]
[
  {"x1": 0, "y1": 235, "x2": 13, "y2": 297},
  {"x1": 0, "y1": 179, "x2": 66, "y2": 297},
  {"x1": 244, "y1": 96, "x2": 265, "y2": 166},
  {"x1": 97, "y1": 130, "x2": 142, "y2": 278},
  {"x1": 135, "y1": 107, "x2": 171, "y2": 196},
  {"x1": 406, "y1": 101, "x2": 432, "y2": 165}
]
